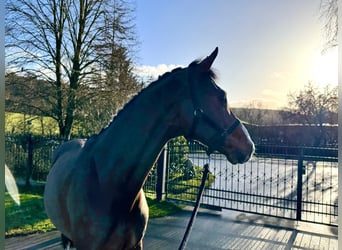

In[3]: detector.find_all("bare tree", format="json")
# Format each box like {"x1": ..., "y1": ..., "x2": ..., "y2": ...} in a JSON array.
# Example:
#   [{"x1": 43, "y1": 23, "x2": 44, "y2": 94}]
[
  {"x1": 73, "y1": 0, "x2": 142, "y2": 135},
  {"x1": 320, "y1": 0, "x2": 338, "y2": 51},
  {"x1": 287, "y1": 83, "x2": 337, "y2": 125},
  {"x1": 284, "y1": 83, "x2": 337, "y2": 146},
  {"x1": 6, "y1": 0, "x2": 105, "y2": 138},
  {"x1": 6, "y1": 0, "x2": 139, "y2": 139}
]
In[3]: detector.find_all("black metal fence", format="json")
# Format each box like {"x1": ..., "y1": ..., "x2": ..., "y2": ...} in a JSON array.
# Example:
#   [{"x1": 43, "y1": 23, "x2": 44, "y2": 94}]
[
  {"x1": 5, "y1": 135, "x2": 338, "y2": 226},
  {"x1": 164, "y1": 140, "x2": 338, "y2": 226},
  {"x1": 5, "y1": 134, "x2": 64, "y2": 185}
]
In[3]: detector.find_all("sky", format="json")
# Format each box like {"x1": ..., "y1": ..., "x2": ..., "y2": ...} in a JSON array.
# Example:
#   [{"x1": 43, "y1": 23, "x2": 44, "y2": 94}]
[{"x1": 133, "y1": 1, "x2": 338, "y2": 109}]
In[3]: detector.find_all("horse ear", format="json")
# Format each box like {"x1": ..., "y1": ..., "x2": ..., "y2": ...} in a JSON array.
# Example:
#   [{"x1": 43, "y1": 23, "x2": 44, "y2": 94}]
[{"x1": 199, "y1": 47, "x2": 218, "y2": 71}]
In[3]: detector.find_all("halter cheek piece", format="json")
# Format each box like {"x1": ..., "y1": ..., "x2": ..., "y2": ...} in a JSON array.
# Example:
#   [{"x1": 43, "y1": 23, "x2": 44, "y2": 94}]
[{"x1": 186, "y1": 107, "x2": 241, "y2": 155}]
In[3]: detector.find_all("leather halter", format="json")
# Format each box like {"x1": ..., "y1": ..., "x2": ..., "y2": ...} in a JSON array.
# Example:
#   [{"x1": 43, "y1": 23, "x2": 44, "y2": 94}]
[
  {"x1": 186, "y1": 68, "x2": 241, "y2": 155},
  {"x1": 186, "y1": 108, "x2": 241, "y2": 154}
]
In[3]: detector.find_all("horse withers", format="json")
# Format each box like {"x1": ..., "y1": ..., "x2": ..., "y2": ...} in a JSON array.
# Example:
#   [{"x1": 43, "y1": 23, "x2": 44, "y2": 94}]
[{"x1": 44, "y1": 47, "x2": 254, "y2": 250}]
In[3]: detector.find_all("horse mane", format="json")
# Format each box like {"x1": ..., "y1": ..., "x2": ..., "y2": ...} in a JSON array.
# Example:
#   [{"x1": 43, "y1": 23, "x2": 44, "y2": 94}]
[
  {"x1": 86, "y1": 60, "x2": 217, "y2": 144},
  {"x1": 86, "y1": 66, "x2": 185, "y2": 143}
]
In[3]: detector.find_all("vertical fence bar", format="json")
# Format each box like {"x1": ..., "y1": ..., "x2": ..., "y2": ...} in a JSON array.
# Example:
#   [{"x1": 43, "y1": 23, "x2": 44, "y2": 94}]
[
  {"x1": 156, "y1": 146, "x2": 167, "y2": 201},
  {"x1": 296, "y1": 148, "x2": 303, "y2": 221},
  {"x1": 26, "y1": 134, "x2": 33, "y2": 187}
]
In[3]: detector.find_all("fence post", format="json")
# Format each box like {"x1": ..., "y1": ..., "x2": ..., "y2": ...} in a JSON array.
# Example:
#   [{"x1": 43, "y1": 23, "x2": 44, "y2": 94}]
[
  {"x1": 296, "y1": 148, "x2": 303, "y2": 221},
  {"x1": 156, "y1": 146, "x2": 167, "y2": 201},
  {"x1": 26, "y1": 134, "x2": 33, "y2": 187}
]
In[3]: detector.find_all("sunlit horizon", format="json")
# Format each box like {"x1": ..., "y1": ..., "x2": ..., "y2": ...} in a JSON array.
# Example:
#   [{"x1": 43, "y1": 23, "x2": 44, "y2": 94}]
[
  {"x1": 135, "y1": 1, "x2": 337, "y2": 111},
  {"x1": 134, "y1": 45, "x2": 338, "y2": 111}
]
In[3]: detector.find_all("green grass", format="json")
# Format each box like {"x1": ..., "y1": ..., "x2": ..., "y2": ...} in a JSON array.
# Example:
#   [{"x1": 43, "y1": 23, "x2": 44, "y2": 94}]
[
  {"x1": 5, "y1": 112, "x2": 59, "y2": 135},
  {"x1": 148, "y1": 198, "x2": 183, "y2": 217},
  {"x1": 167, "y1": 166, "x2": 215, "y2": 201},
  {"x1": 5, "y1": 185, "x2": 53, "y2": 236},
  {"x1": 5, "y1": 185, "x2": 183, "y2": 237}
]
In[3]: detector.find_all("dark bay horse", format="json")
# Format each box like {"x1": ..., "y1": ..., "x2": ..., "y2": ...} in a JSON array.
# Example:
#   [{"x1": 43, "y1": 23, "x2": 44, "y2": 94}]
[{"x1": 44, "y1": 48, "x2": 254, "y2": 249}]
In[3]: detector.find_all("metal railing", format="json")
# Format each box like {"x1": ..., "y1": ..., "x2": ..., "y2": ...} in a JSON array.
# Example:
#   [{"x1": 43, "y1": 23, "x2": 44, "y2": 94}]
[
  {"x1": 5, "y1": 135, "x2": 338, "y2": 226},
  {"x1": 163, "y1": 140, "x2": 338, "y2": 226},
  {"x1": 5, "y1": 134, "x2": 64, "y2": 185}
]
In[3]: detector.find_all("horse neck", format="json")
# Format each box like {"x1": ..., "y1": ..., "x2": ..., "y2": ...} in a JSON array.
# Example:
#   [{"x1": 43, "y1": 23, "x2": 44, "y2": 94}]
[{"x1": 89, "y1": 77, "x2": 187, "y2": 204}]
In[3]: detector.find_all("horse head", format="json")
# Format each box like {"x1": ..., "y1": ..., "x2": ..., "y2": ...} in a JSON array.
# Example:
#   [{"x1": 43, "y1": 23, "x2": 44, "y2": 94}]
[{"x1": 183, "y1": 47, "x2": 254, "y2": 164}]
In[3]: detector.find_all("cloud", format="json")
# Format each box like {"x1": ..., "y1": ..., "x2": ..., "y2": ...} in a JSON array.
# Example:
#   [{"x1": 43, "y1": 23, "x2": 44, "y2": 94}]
[
  {"x1": 133, "y1": 64, "x2": 184, "y2": 82},
  {"x1": 261, "y1": 89, "x2": 284, "y2": 98},
  {"x1": 270, "y1": 71, "x2": 283, "y2": 79}
]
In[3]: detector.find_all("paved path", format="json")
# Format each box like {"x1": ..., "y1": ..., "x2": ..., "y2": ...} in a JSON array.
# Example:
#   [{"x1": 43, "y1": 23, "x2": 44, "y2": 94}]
[{"x1": 5, "y1": 208, "x2": 338, "y2": 250}]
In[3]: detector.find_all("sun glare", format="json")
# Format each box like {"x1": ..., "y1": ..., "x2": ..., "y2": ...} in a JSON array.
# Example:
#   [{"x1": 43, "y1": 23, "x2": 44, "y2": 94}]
[{"x1": 310, "y1": 48, "x2": 338, "y2": 88}]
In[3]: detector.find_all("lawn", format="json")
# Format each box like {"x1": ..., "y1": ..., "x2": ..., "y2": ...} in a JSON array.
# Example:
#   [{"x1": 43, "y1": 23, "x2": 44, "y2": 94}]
[
  {"x1": 167, "y1": 165, "x2": 215, "y2": 201},
  {"x1": 5, "y1": 184, "x2": 183, "y2": 237},
  {"x1": 5, "y1": 112, "x2": 59, "y2": 135}
]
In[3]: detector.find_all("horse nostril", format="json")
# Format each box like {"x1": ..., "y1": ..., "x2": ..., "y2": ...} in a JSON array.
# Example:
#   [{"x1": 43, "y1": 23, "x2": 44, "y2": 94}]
[
  {"x1": 237, "y1": 145, "x2": 254, "y2": 163},
  {"x1": 237, "y1": 152, "x2": 248, "y2": 163}
]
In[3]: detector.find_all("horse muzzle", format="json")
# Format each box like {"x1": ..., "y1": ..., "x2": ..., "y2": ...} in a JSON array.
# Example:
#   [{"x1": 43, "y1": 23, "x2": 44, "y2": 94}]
[
  {"x1": 217, "y1": 124, "x2": 255, "y2": 165},
  {"x1": 226, "y1": 141, "x2": 254, "y2": 164}
]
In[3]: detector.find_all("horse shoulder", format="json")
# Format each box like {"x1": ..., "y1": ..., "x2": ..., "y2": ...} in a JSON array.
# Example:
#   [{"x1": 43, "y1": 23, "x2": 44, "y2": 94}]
[{"x1": 45, "y1": 139, "x2": 87, "y2": 238}]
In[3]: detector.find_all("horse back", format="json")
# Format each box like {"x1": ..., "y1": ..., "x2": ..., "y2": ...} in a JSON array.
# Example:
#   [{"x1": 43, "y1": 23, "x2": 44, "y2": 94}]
[{"x1": 52, "y1": 139, "x2": 86, "y2": 165}]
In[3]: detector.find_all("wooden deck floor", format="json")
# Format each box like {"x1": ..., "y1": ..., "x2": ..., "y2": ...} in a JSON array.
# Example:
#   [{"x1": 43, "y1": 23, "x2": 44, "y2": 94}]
[{"x1": 5, "y1": 209, "x2": 338, "y2": 250}]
